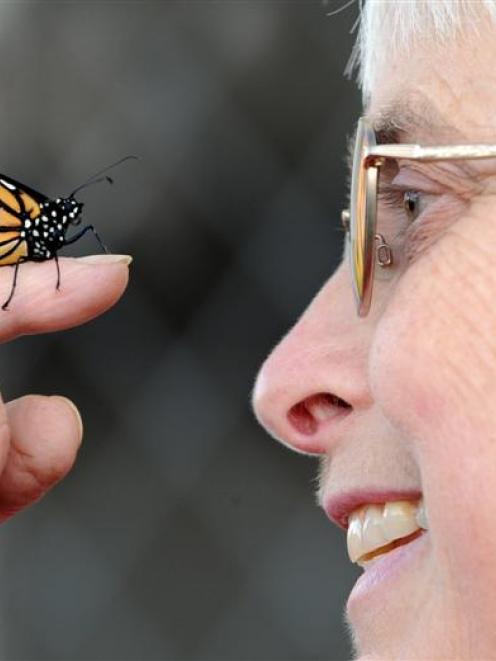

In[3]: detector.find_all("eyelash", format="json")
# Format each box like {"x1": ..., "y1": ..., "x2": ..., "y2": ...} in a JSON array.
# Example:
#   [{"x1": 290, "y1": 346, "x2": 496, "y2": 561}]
[{"x1": 378, "y1": 184, "x2": 421, "y2": 220}]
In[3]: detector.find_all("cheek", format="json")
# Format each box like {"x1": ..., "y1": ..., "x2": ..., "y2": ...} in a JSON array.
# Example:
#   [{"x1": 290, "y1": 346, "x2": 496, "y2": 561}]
[
  {"x1": 368, "y1": 215, "x2": 496, "y2": 614},
  {"x1": 369, "y1": 201, "x2": 496, "y2": 445}
]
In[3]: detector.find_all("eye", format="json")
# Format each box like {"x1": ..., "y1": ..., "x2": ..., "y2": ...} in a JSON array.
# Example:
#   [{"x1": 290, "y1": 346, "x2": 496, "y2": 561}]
[{"x1": 403, "y1": 190, "x2": 427, "y2": 223}]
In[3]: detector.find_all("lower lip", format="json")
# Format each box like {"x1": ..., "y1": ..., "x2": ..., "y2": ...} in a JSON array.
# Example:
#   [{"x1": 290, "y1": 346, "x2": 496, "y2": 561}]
[{"x1": 347, "y1": 531, "x2": 429, "y2": 611}]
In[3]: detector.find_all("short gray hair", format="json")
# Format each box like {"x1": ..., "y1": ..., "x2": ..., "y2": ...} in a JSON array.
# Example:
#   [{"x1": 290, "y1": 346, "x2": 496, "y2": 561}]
[{"x1": 347, "y1": 0, "x2": 496, "y2": 102}]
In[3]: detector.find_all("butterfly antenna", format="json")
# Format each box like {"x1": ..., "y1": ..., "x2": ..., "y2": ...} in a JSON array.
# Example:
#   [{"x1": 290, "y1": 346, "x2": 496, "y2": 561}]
[{"x1": 69, "y1": 155, "x2": 138, "y2": 198}]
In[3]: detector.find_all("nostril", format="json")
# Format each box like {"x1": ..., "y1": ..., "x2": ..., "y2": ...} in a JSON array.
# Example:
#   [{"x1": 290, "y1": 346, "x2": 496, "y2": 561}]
[
  {"x1": 287, "y1": 393, "x2": 351, "y2": 436},
  {"x1": 287, "y1": 401, "x2": 317, "y2": 435}
]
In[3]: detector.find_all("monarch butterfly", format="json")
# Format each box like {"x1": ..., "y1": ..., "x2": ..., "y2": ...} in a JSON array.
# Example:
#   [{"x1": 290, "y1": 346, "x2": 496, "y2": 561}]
[{"x1": 0, "y1": 156, "x2": 136, "y2": 309}]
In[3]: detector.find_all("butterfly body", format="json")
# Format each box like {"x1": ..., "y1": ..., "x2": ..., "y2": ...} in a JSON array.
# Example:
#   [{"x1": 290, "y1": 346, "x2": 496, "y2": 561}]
[
  {"x1": 0, "y1": 156, "x2": 136, "y2": 308},
  {"x1": 22, "y1": 197, "x2": 83, "y2": 262},
  {"x1": 0, "y1": 174, "x2": 85, "y2": 266},
  {"x1": 0, "y1": 172, "x2": 107, "y2": 309}
]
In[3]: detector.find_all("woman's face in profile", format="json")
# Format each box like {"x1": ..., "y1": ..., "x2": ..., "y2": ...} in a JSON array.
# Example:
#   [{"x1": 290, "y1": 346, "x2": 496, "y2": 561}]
[{"x1": 253, "y1": 22, "x2": 496, "y2": 660}]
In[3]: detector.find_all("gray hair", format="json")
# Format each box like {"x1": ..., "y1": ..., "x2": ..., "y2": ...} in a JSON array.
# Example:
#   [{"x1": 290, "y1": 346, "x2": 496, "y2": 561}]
[{"x1": 347, "y1": 0, "x2": 496, "y2": 102}]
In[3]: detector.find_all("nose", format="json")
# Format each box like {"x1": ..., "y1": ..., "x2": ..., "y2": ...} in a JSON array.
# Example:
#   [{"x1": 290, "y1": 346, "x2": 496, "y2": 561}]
[{"x1": 252, "y1": 263, "x2": 374, "y2": 455}]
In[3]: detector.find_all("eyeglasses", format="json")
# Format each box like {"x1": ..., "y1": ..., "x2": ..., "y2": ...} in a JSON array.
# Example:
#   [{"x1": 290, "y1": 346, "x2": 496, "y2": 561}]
[{"x1": 342, "y1": 117, "x2": 496, "y2": 317}]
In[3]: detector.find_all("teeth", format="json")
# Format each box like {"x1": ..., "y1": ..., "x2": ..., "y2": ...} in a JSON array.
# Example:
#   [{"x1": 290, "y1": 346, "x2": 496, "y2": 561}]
[
  {"x1": 346, "y1": 514, "x2": 364, "y2": 565},
  {"x1": 363, "y1": 504, "x2": 389, "y2": 547},
  {"x1": 346, "y1": 499, "x2": 428, "y2": 564},
  {"x1": 416, "y1": 499, "x2": 428, "y2": 530},
  {"x1": 383, "y1": 501, "x2": 418, "y2": 541}
]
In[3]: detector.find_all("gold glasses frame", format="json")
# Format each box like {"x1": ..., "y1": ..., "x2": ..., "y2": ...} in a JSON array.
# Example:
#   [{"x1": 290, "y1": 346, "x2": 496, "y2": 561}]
[{"x1": 342, "y1": 117, "x2": 496, "y2": 317}]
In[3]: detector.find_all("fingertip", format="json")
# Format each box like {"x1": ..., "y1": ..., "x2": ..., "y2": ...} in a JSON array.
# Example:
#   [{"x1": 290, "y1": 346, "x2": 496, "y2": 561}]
[
  {"x1": 3, "y1": 394, "x2": 83, "y2": 501},
  {"x1": 50, "y1": 396, "x2": 83, "y2": 447},
  {"x1": 77, "y1": 254, "x2": 132, "y2": 266},
  {"x1": 0, "y1": 256, "x2": 131, "y2": 341}
]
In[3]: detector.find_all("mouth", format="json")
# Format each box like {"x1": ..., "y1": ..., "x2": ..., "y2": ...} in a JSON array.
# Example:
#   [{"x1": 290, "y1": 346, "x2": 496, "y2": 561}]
[{"x1": 324, "y1": 489, "x2": 428, "y2": 567}]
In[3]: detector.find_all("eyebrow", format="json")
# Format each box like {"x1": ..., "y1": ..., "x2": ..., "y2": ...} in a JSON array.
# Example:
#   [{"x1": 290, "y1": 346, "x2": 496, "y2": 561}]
[
  {"x1": 344, "y1": 100, "x2": 433, "y2": 173},
  {"x1": 344, "y1": 113, "x2": 404, "y2": 170},
  {"x1": 367, "y1": 98, "x2": 462, "y2": 145},
  {"x1": 345, "y1": 97, "x2": 466, "y2": 175}
]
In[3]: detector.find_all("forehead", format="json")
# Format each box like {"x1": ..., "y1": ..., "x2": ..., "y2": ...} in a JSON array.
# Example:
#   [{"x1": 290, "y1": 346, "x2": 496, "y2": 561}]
[{"x1": 365, "y1": 27, "x2": 496, "y2": 145}]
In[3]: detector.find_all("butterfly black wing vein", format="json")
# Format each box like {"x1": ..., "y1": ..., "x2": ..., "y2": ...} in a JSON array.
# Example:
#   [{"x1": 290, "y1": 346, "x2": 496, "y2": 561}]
[{"x1": 0, "y1": 172, "x2": 107, "y2": 309}]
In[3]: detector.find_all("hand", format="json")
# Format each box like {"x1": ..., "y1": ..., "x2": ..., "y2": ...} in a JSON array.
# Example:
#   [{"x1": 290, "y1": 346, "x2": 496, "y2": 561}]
[{"x1": 0, "y1": 253, "x2": 130, "y2": 522}]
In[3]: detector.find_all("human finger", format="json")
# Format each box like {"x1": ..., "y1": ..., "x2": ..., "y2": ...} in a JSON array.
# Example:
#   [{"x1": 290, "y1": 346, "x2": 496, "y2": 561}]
[
  {"x1": 0, "y1": 254, "x2": 130, "y2": 342},
  {"x1": 0, "y1": 395, "x2": 83, "y2": 521}
]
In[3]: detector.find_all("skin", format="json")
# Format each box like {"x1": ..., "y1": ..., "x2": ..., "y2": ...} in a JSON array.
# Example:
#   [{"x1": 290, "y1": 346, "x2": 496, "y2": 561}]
[
  {"x1": 0, "y1": 254, "x2": 129, "y2": 522},
  {"x1": 253, "y1": 19, "x2": 496, "y2": 661}
]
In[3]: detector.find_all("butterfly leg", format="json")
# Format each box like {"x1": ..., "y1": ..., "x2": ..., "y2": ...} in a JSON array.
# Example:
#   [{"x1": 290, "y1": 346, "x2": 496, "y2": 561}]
[
  {"x1": 2, "y1": 260, "x2": 21, "y2": 310},
  {"x1": 54, "y1": 253, "x2": 61, "y2": 290},
  {"x1": 64, "y1": 225, "x2": 109, "y2": 254}
]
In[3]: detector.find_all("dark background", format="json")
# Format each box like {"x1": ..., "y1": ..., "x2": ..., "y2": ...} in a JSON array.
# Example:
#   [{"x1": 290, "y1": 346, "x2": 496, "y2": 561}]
[{"x1": 0, "y1": 2, "x2": 362, "y2": 659}]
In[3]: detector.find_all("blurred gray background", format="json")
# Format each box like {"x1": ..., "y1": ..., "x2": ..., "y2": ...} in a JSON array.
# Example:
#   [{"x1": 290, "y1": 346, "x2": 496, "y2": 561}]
[{"x1": 0, "y1": 1, "x2": 362, "y2": 660}]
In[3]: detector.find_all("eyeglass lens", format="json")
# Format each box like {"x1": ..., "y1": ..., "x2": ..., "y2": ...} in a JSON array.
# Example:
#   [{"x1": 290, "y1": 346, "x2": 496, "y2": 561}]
[{"x1": 349, "y1": 118, "x2": 380, "y2": 317}]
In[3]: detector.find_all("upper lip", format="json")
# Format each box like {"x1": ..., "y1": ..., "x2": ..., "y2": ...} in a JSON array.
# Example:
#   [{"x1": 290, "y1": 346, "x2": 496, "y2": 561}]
[{"x1": 324, "y1": 488, "x2": 423, "y2": 530}]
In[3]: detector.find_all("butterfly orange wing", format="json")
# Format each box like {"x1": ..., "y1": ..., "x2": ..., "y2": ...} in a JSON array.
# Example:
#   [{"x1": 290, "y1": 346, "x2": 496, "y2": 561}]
[
  {"x1": 0, "y1": 239, "x2": 28, "y2": 265},
  {"x1": 0, "y1": 178, "x2": 34, "y2": 265}
]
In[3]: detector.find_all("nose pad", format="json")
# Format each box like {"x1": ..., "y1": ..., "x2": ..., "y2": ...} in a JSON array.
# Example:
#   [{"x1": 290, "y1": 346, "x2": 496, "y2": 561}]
[{"x1": 287, "y1": 393, "x2": 352, "y2": 436}]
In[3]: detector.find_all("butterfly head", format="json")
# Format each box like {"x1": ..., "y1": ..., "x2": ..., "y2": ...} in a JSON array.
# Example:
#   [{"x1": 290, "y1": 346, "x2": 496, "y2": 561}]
[{"x1": 63, "y1": 197, "x2": 84, "y2": 225}]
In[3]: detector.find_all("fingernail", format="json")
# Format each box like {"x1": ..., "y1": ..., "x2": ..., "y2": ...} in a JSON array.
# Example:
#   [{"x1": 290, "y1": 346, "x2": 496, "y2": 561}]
[
  {"x1": 78, "y1": 254, "x2": 133, "y2": 266},
  {"x1": 53, "y1": 396, "x2": 84, "y2": 441}
]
